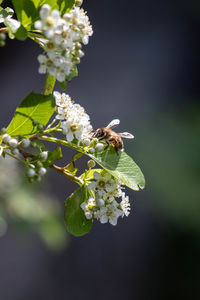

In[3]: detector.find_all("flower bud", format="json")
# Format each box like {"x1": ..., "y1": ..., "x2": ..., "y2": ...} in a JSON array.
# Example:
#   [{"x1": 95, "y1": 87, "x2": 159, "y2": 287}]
[
  {"x1": 33, "y1": 119, "x2": 38, "y2": 125},
  {"x1": 36, "y1": 176, "x2": 42, "y2": 182},
  {"x1": 27, "y1": 169, "x2": 36, "y2": 178},
  {"x1": 78, "y1": 50, "x2": 84, "y2": 58},
  {"x1": 12, "y1": 149, "x2": 19, "y2": 156},
  {"x1": 87, "y1": 160, "x2": 96, "y2": 168},
  {"x1": 40, "y1": 151, "x2": 48, "y2": 161},
  {"x1": 96, "y1": 143, "x2": 104, "y2": 151},
  {"x1": 2, "y1": 134, "x2": 11, "y2": 144},
  {"x1": 75, "y1": 0, "x2": 83, "y2": 7},
  {"x1": 96, "y1": 198, "x2": 105, "y2": 207},
  {"x1": 83, "y1": 139, "x2": 90, "y2": 146},
  {"x1": 38, "y1": 167, "x2": 47, "y2": 176},
  {"x1": 38, "y1": 124, "x2": 44, "y2": 131},
  {"x1": 29, "y1": 164, "x2": 35, "y2": 169},
  {"x1": 85, "y1": 211, "x2": 92, "y2": 220},
  {"x1": 89, "y1": 148, "x2": 95, "y2": 154},
  {"x1": 37, "y1": 161, "x2": 43, "y2": 168},
  {"x1": 1, "y1": 128, "x2": 6, "y2": 134},
  {"x1": 21, "y1": 139, "x2": 30, "y2": 148},
  {"x1": 8, "y1": 138, "x2": 18, "y2": 148}
]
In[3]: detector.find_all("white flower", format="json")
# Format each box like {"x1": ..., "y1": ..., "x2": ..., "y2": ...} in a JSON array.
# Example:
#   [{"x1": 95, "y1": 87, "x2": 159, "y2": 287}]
[
  {"x1": 35, "y1": 4, "x2": 93, "y2": 82},
  {"x1": 94, "y1": 201, "x2": 122, "y2": 226},
  {"x1": 81, "y1": 171, "x2": 131, "y2": 226},
  {"x1": 40, "y1": 4, "x2": 51, "y2": 20},
  {"x1": 54, "y1": 91, "x2": 92, "y2": 143},
  {"x1": 53, "y1": 91, "x2": 72, "y2": 108},
  {"x1": 80, "y1": 197, "x2": 96, "y2": 219},
  {"x1": 88, "y1": 172, "x2": 121, "y2": 200},
  {"x1": 120, "y1": 192, "x2": 131, "y2": 217}
]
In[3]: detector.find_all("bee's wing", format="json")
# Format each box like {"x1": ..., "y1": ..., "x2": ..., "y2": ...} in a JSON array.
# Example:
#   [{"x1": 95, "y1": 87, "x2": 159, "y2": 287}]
[
  {"x1": 106, "y1": 119, "x2": 120, "y2": 129},
  {"x1": 119, "y1": 132, "x2": 134, "y2": 139}
]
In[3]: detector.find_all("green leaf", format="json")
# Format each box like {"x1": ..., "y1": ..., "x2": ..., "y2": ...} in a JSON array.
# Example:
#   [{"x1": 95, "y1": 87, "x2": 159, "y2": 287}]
[
  {"x1": 14, "y1": 24, "x2": 27, "y2": 40},
  {"x1": 81, "y1": 168, "x2": 102, "y2": 181},
  {"x1": 12, "y1": 0, "x2": 75, "y2": 30},
  {"x1": 12, "y1": 0, "x2": 37, "y2": 29},
  {"x1": 43, "y1": 147, "x2": 63, "y2": 167},
  {"x1": 89, "y1": 147, "x2": 145, "y2": 191},
  {"x1": 58, "y1": 80, "x2": 68, "y2": 91},
  {"x1": 7, "y1": 92, "x2": 55, "y2": 138},
  {"x1": 72, "y1": 152, "x2": 83, "y2": 162},
  {"x1": 59, "y1": 66, "x2": 78, "y2": 90},
  {"x1": 64, "y1": 153, "x2": 83, "y2": 175},
  {"x1": 44, "y1": 0, "x2": 75, "y2": 15},
  {"x1": 64, "y1": 185, "x2": 92, "y2": 236},
  {"x1": 66, "y1": 66, "x2": 78, "y2": 82}
]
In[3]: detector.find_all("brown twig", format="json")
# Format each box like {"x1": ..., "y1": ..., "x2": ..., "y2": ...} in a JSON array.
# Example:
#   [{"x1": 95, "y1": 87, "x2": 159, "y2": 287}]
[{"x1": 0, "y1": 27, "x2": 8, "y2": 33}]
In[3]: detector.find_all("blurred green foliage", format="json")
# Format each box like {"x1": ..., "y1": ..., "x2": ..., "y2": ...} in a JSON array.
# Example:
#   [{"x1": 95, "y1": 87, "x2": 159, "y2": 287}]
[
  {"x1": 138, "y1": 105, "x2": 200, "y2": 231},
  {"x1": 0, "y1": 156, "x2": 68, "y2": 250}
]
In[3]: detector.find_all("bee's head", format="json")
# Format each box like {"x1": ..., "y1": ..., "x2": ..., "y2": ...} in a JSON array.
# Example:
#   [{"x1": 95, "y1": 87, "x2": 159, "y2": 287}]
[{"x1": 93, "y1": 128, "x2": 105, "y2": 139}]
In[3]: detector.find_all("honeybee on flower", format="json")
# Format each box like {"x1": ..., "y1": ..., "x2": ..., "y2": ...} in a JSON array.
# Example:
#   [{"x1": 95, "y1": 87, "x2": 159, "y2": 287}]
[{"x1": 93, "y1": 119, "x2": 134, "y2": 151}]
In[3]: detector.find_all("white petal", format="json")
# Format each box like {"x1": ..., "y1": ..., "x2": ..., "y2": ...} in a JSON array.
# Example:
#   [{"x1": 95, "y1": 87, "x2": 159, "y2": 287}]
[
  {"x1": 57, "y1": 72, "x2": 65, "y2": 82},
  {"x1": 85, "y1": 212, "x2": 93, "y2": 220},
  {"x1": 93, "y1": 171, "x2": 101, "y2": 180},
  {"x1": 51, "y1": 9, "x2": 60, "y2": 20},
  {"x1": 100, "y1": 215, "x2": 108, "y2": 224},
  {"x1": 80, "y1": 202, "x2": 87, "y2": 210},
  {"x1": 109, "y1": 216, "x2": 118, "y2": 226},
  {"x1": 66, "y1": 131, "x2": 74, "y2": 142},
  {"x1": 38, "y1": 65, "x2": 47, "y2": 74},
  {"x1": 34, "y1": 20, "x2": 42, "y2": 30},
  {"x1": 88, "y1": 182, "x2": 96, "y2": 190}
]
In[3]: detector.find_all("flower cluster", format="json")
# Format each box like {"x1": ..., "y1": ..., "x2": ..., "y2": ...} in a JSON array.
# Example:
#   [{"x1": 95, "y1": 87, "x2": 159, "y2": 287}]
[
  {"x1": 26, "y1": 151, "x2": 48, "y2": 182},
  {"x1": 81, "y1": 171, "x2": 131, "y2": 226},
  {"x1": 54, "y1": 91, "x2": 92, "y2": 143},
  {"x1": 1, "y1": 130, "x2": 48, "y2": 182},
  {"x1": 35, "y1": 4, "x2": 93, "y2": 82}
]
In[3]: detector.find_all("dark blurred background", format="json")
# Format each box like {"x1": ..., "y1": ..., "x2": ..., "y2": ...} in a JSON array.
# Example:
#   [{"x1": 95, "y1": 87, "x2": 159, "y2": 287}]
[{"x1": 0, "y1": 0, "x2": 200, "y2": 299}]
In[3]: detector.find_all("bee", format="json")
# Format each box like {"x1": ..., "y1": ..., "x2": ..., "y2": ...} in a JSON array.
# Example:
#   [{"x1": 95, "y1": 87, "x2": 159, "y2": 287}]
[{"x1": 93, "y1": 119, "x2": 134, "y2": 152}]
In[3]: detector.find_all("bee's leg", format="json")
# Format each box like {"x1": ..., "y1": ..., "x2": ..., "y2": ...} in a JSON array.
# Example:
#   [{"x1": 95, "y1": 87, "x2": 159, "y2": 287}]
[
  {"x1": 114, "y1": 146, "x2": 119, "y2": 155},
  {"x1": 102, "y1": 141, "x2": 109, "y2": 152}
]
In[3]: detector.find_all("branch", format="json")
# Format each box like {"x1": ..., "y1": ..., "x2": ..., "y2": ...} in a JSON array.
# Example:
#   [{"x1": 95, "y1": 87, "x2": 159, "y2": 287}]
[
  {"x1": 51, "y1": 164, "x2": 83, "y2": 185},
  {"x1": 0, "y1": 27, "x2": 8, "y2": 33}
]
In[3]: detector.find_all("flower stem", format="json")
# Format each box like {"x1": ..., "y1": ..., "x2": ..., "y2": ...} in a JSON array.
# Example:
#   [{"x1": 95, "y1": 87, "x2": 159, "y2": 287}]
[
  {"x1": 43, "y1": 74, "x2": 56, "y2": 96},
  {"x1": 0, "y1": 27, "x2": 8, "y2": 33},
  {"x1": 44, "y1": 122, "x2": 60, "y2": 134},
  {"x1": 52, "y1": 164, "x2": 83, "y2": 186},
  {"x1": 3, "y1": 150, "x2": 27, "y2": 166},
  {"x1": 39, "y1": 135, "x2": 83, "y2": 153}
]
